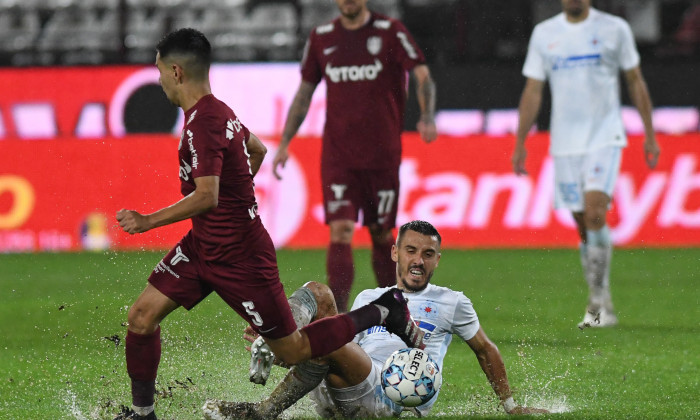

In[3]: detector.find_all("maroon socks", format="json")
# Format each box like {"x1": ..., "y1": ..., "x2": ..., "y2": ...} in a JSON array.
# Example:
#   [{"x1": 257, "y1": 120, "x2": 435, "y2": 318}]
[
  {"x1": 327, "y1": 242, "x2": 354, "y2": 312},
  {"x1": 372, "y1": 240, "x2": 395, "y2": 288},
  {"x1": 125, "y1": 327, "x2": 161, "y2": 407},
  {"x1": 302, "y1": 304, "x2": 382, "y2": 358}
]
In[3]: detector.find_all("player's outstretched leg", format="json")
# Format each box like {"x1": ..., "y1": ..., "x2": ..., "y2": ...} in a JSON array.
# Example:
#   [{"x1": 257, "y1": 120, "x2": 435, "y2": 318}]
[
  {"x1": 371, "y1": 287, "x2": 425, "y2": 349},
  {"x1": 113, "y1": 405, "x2": 157, "y2": 420},
  {"x1": 203, "y1": 400, "x2": 264, "y2": 420}
]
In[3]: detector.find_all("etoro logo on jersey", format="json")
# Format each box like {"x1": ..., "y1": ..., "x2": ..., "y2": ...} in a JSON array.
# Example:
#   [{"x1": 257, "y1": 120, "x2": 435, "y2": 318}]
[{"x1": 325, "y1": 59, "x2": 383, "y2": 83}]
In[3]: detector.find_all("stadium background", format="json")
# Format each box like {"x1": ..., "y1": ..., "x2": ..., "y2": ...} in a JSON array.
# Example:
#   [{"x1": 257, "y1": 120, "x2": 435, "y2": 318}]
[{"x1": 1, "y1": 0, "x2": 699, "y2": 252}]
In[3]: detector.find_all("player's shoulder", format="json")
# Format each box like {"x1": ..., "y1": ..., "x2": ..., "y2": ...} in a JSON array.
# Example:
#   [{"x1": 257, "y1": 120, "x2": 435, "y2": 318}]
[
  {"x1": 533, "y1": 12, "x2": 565, "y2": 33},
  {"x1": 186, "y1": 95, "x2": 231, "y2": 128},
  {"x1": 356, "y1": 287, "x2": 388, "y2": 301},
  {"x1": 370, "y1": 12, "x2": 395, "y2": 30},
  {"x1": 311, "y1": 14, "x2": 344, "y2": 38},
  {"x1": 313, "y1": 21, "x2": 336, "y2": 36},
  {"x1": 421, "y1": 283, "x2": 470, "y2": 304},
  {"x1": 370, "y1": 12, "x2": 410, "y2": 34},
  {"x1": 589, "y1": 7, "x2": 629, "y2": 28}
]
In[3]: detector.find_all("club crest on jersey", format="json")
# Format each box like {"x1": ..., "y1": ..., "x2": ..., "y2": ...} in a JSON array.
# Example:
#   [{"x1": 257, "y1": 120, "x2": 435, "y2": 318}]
[
  {"x1": 367, "y1": 36, "x2": 382, "y2": 55},
  {"x1": 418, "y1": 301, "x2": 439, "y2": 319}
]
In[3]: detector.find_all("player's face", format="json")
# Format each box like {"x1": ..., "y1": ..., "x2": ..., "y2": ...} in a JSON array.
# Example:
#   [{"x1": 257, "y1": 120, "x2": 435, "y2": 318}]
[
  {"x1": 155, "y1": 53, "x2": 178, "y2": 106},
  {"x1": 335, "y1": 0, "x2": 368, "y2": 20},
  {"x1": 392, "y1": 230, "x2": 441, "y2": 293},
  {"x1": 561, "y1": 0, "x2": 590, "y2": 18}
]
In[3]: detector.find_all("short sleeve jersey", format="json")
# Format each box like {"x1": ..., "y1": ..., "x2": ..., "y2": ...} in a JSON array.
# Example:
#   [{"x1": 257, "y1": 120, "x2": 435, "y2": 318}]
[
  {"x1": 522, "y1": 8, "x2": 640, "y2": 156},
  {"x1": 351, "y1": 283, "x2": 480, "y2": 416},
  {"x1": 178, "y1": 94, "x2": 268, "y2": 262},
  {"x1": 301, "y1": 12, "x2": 426, "y2": 169}
]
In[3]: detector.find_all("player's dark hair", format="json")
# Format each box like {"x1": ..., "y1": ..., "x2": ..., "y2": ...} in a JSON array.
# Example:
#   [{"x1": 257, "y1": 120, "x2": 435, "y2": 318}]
[
  {"x1": 397, "y1": 220, "x2": 441, "y2": 246},
  {"x1": 156, "y1": 28, "x2": 211, "y2": 80}
]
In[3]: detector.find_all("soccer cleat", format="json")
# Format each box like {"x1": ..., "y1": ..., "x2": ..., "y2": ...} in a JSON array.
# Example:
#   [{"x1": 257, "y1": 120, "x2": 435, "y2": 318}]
[
  {"x1": 202, "y1": 399, "x2": 265, "y2": 420},
  {"x1": 578, "y1": 308, "x2": 618, "y2": 329},
  {"x1": 371, "y1": 287, "x2": 426, "y2": 349},
  {"x1": 113, "y1": 405, "x2": 157, "y2": 420},
  {"x1": 249, "y1": 336, "x2": 275, "y2": 385}
]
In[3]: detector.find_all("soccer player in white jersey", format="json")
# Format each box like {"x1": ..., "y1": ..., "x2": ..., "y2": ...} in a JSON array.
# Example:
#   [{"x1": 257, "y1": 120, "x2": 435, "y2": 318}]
[
  {"x1": 203, "y1": 221, "x2": 548, "y2": 419},
  {"x1": 512, "y1": 0, "x2": 661, "y2": 328}
]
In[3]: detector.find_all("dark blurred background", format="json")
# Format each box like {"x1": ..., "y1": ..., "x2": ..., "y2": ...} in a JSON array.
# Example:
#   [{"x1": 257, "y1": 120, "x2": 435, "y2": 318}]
[{"x1": 1, "y1": 0, "x2": 698, "y2": 127}]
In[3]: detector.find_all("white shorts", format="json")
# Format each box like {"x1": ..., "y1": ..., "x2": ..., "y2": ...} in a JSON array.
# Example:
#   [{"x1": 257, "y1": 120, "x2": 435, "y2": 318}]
[
  {"x1": 308, "y1": 360, "x2": 403, "y2": 418},
  {"x1": 553, "y1": 146, "x2": 622, "y2": 212}
]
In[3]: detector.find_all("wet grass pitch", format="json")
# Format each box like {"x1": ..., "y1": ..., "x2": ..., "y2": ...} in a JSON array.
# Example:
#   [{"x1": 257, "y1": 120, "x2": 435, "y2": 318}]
[{"x1": 1, "y1": 248, "x2": 697, "y2": 419}]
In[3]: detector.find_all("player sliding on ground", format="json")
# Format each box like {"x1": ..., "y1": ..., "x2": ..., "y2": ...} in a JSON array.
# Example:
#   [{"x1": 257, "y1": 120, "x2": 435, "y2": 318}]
[{"x1": 203, "y1": 221, "x2": 549, "y2": 419}]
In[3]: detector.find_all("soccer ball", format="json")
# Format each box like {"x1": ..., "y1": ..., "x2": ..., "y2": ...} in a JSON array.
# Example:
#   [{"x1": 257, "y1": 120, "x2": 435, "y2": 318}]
[{"x1": 380, "y1": 348, "x2": 442, "y2": 407}]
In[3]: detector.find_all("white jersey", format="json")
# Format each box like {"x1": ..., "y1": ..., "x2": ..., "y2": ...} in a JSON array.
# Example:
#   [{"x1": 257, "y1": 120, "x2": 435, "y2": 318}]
[
  {"x1": 351, "y1": 284, "x2": 480, "y2": 415},
  {"x1": 522, "y1": 8, "x2": 640, "y2": 156}
]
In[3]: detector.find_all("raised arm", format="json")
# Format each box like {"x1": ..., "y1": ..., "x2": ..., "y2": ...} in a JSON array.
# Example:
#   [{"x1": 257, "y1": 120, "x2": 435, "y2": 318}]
[
  {"x1": 273, "y1": 81, "x2": 318, "y2": 180},
  {"x1": 512, "y1": 78, "x2": 545, "y2": 175},
  {"x1": 466, "y1": 327, "x2": 548, "y2": 414},
  {"x1": 624, "y1": 66, "x2": 660, "y2": 169},
  {"x1": 117, "y1": 175, "x2": 219, "y2": 234},
  {"x1": 246, "y1": 131, "x2": 267, "y2": 177},
  {"x1": 412, "y1": 64, "x2": 437, "y2": 143}
]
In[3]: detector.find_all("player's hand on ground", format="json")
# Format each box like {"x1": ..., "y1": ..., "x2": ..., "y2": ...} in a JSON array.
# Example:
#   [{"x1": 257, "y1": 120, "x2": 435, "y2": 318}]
[
  {"x1": 507, "y1": 405, "x2": 550, "y2": 415},
  {"x1": 272, "y1": 145, "x2": 290, "y2": 180},
  {"x1": 644, "y1": 136, "x2": 660, "y2": 169},
  {"x1": 116, "y1": 209, "x2": 151, "y2": 234},
  {"x1": 417, "y1": 117, "x2": 437, "y2": 143},
  {"x1": 511, "y1": 145, "x2": 528, "y2": 175}
]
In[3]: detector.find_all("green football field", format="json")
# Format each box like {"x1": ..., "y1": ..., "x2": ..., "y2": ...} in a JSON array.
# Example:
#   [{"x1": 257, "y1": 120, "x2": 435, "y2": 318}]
[{"x1": 0, "y1": 248, "x2": 697, "y2": 419}]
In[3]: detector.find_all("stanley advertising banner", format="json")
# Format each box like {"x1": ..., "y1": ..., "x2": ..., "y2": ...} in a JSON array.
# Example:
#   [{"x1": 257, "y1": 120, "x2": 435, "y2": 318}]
[
  {"x1": 1, "y1": 133, "x2": 698, "y2": 252},
  {"x1": 0, "y1": 65, "x2": 698, "y2": 251}
]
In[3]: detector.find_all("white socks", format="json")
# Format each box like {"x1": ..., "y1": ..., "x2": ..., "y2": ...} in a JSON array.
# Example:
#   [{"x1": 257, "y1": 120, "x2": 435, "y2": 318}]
[{"x1": 581, "y1": 226, "x2": 614, "y2": 312}]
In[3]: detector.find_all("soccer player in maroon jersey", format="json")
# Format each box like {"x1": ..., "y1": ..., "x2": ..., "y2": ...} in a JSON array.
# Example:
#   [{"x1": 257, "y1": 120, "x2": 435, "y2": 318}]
[
  {"x1": 113, "y1": 28, "x2": 425, "y2": 420},
  {"x1": 272, "y1": 0, "x2": 438, "y2": 313}
]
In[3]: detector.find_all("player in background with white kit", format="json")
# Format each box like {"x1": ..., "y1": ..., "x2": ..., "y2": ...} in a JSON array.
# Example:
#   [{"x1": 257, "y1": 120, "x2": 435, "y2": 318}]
[
  {"x1": 512, "y1": 0, "x2": 661, "y2": 328},
  {"x1": 204, "y1": 221, "x2": 548, "y2": 419},
  {"x1": 272, "y1": 0, "x2": 438, "y2": 313}
]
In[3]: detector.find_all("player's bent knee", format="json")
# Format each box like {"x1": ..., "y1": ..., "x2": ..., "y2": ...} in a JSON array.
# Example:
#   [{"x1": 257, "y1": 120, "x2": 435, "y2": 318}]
[
  {"x1": 302, "y1": 281, "x2": 338, "y2": 318},
  {"x1": 127, "y1": 306, "x2": 157, "y2": 334},
  {"x1": 329, "y1": 220, "x2": 355, "y2": 243}
]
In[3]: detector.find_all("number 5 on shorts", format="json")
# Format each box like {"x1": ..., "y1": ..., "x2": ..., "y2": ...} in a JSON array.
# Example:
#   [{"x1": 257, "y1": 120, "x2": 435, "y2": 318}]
[{"x1": 242, "y1": 301, "x2": 263, "y2": 326}]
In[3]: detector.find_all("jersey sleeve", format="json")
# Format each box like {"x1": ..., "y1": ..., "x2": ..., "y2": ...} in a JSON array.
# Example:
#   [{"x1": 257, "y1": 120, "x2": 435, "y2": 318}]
[
  {"x1": 350, "y1": 289, "x2": 375, "y2": 311},
  {"x1": 391, "y1": 19, "x2": 426, "y2": 71},
  {"x1": 451, "y1": 292, "x2": 480, "y2": 342},
  {"x1": 522, "y1": 25, "x2": 547, "y2": 81},
  {"x1": 300, "y1": 32, "x2": 323, "y2": 85},
  {"x1": 188, "y1": 114, "x2": 224, "y2": 179},
  {"x1": 616, "y1": 19, "x2": 640, "y2": 71}
]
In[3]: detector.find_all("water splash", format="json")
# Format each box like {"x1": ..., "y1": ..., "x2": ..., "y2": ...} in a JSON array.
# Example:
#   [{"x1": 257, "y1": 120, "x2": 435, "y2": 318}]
[{"x1": 63, "y1": 388, "x2": 88, "y2": 420}]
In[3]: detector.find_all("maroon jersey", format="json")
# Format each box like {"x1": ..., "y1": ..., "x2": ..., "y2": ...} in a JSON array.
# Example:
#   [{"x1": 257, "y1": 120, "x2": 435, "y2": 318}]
[
  {"x1": 178, "y1": 94, "x2": 269, "y2": 262},
  {"x1": 302, "y1": 12, "x2": 426, "y2": 169}
]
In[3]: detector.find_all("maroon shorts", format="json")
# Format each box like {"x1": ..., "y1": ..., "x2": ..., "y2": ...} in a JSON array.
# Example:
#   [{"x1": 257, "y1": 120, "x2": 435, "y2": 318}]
[
  {"x1": 320, "y1": 165, "x2": 399, "y2": 229},
  {"x1": 148, "y1": 231, "x2": 297, "y2": 339}
]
